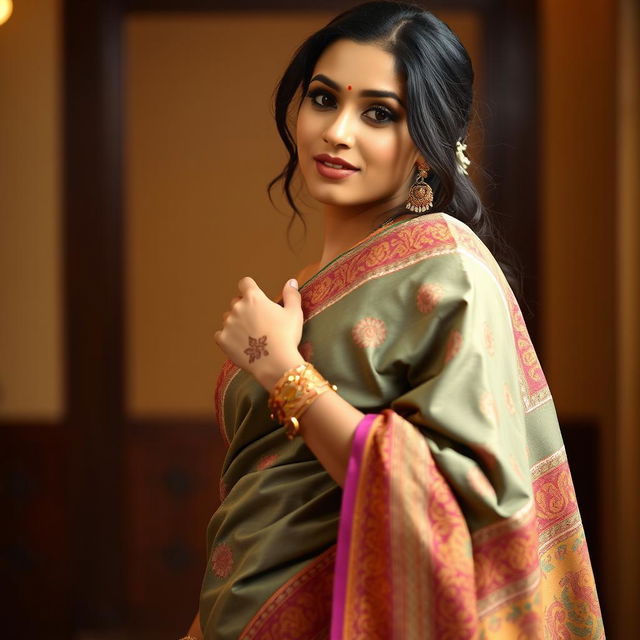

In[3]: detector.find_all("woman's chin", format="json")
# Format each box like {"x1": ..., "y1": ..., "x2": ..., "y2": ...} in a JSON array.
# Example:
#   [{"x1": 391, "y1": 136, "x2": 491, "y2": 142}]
[{"x1": 305, "y1": 185, "x2": 371, "y2": 208}]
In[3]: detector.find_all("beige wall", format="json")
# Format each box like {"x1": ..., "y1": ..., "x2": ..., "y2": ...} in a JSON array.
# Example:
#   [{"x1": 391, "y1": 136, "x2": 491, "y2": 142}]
[
  {"x1": 124, "y1": 12, "x2": 330, "y2": 417},
  {"x1": 0, "y1": 0, "x2": 63, "y2": 421},
  {"x1": 124, "y1": 11, "x2": 481, "y2": 417}
]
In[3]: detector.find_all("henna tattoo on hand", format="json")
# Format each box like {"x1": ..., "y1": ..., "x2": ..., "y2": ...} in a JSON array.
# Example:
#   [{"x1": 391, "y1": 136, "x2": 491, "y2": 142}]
[{"x1": 244, "y1": 335, "x2": 269, "y2": 363}]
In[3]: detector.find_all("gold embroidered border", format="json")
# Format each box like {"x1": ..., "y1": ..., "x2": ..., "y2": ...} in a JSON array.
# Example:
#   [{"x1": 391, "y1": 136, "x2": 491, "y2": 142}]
[
  {"x1": 389, "y1": 414, "x2": 433, "y2": 639},
  {"x1": 304, "y1": 246, "x2": 458, "y2": 322},
  {"x1": 239, "y1": 545, "x2": 336, "y2": 640},
  {"x1": 477, "y1": 569, "x2": 541, "y2": 617},
  {"x1": 537, "y1": 512, "x2": 583, "y2": 553},
  {"x1": 530, "y1": 446, "x2": 567, "y2": 480},
  {"x1": 471, "y1": 500, "x2": 534, "y2": 546}
]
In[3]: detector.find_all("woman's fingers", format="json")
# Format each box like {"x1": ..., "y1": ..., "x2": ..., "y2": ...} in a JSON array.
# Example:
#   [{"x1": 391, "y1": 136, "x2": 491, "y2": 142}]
[{"x1": 238, "y1": 276, "x2": 258, "y2": 296}]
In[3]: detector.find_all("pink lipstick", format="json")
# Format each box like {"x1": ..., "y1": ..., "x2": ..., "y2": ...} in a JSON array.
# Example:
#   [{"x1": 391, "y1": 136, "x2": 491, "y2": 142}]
[{"x1": 313, "y1": 153, "x2": 360, "y2": 180}]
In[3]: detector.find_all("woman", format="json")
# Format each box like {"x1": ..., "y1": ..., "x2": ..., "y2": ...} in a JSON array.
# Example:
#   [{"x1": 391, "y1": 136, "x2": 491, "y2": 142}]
[{"x1": 183, "y1": 2, "x2": 604, "y2": 638}]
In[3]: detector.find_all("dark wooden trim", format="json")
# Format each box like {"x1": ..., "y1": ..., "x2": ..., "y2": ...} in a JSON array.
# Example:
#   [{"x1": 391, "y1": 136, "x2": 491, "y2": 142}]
[
  {"x1": 125, "y1": 0, "x2": 498, "y2": 11},
  {"x1": 483, "y1": 0, "x2": 540, "y2": 339},
  {"x1": 63, "y1": 0, "x2": 127, "y2": 628},
  {"x1": 124, "y1": 419, "x2": 225, "y2": 634},
  {"x1": 1, "y1": 423, "x2": 70, "y2": 638}
]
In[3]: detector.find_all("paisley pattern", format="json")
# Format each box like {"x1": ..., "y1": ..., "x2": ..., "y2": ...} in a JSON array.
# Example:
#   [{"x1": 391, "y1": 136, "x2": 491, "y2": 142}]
[{"x1": 333, "y1": 412, "x2": 604, "y2": 639}]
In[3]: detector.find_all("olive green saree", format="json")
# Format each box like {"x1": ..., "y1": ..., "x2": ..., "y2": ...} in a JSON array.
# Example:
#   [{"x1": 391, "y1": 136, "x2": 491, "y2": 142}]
[{"x1": 200, "y1": 213, "x2": 603, "y2": 639}]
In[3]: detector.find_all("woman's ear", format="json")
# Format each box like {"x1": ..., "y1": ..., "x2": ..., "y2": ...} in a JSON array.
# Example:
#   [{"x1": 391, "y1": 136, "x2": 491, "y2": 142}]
[{"x1": 414, "y1": 152, "x2": 426, "y2": 167}]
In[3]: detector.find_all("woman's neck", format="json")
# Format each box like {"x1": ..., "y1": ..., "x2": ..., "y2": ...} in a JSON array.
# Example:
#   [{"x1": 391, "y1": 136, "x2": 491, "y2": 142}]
[{"x1": 318, "y1": 198, "x2": 408, "y2": 269}]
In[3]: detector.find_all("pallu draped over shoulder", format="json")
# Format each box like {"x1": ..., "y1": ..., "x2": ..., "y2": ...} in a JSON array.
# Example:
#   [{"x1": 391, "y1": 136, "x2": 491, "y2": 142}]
[{"x1": 200, "y1": 213, "x2": 604, "y2": 639}]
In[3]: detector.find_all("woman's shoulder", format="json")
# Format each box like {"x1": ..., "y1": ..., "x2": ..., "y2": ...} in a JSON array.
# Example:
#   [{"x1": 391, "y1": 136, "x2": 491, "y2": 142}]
[{"x1": 404, "y1": 212, "x2": 512, "y2": 301}]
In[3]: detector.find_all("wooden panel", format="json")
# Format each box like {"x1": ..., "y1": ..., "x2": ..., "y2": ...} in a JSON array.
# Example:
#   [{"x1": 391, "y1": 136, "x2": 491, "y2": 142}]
[
  {"x1": 125, "y1": 420, "x2": 224, "y2": 634},
  {"x1": 64, "y1": 0, "x2": 127, "y2": 627},
  {"x1": 0, "y1": 423, "x2": 70, "y2": 638}
]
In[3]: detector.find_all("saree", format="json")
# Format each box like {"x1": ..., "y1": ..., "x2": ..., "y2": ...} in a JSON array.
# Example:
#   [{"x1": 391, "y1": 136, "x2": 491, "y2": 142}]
[{"x1": 200, "y1": 212, "x2": 604, "y2": 639}]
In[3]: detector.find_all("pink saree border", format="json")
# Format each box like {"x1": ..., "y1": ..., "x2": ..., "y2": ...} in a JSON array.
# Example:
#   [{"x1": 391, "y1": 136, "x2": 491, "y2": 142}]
[
  {"x1": 298, "y1": 213, "x2": 550, "y2": 411},
  {"x1": 330, "y1": 413, "x2": 379, "y2": 640},
  {"x1": 214, "y1": 358, "x2": 239, "y2": 447},
  {"x1": 239, "y1": 544, "x2": 336, "y2": 639},
  {"x1": 300, "y1": 214, "x2": 457, "y2": 321}
]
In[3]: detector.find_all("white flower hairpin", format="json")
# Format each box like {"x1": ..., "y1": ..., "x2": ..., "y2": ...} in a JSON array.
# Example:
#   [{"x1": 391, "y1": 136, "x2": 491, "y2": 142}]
[{"x1": 456, "y1": 139, "x2": 471, "y2": 175}]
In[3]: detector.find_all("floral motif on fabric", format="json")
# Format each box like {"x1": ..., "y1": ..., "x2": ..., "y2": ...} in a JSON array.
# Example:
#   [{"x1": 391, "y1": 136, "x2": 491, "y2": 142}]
[
  {"x1": 504, "y1": 383, "x2": 516, "y2": 415},
  {"x1": 540, "y1": 536, "x2": 604, "y2": 639},
  {"x1": 484, "y1": 322, "x2": 495, "y2": 356},
  {"x1": 510, "y1": 454, "x2": 525, "y2": 482},
  {"x1": 211, "y1": 543, "x2": 233, "y2": 578},
  {"x1": 352, "y1": 317, "x2": 387, "y2": 348},
  {"x1": 467, "y1": 465, "x2": 497, "y2": 501},
  {"x1": 256, "y1": 453, "x2": 278, "y2": 471},
  {"x1": 480, "y1": 391, "x2": 499, "y2": 425},
  {"x1": 298, "y1": 340, "x2": 314, "y2": 362},
  {"x1": 416, "y1": 282, "x2": 444, "y2": 314},
  {"x1": 444, "y1": 329, "x2": 463, "y2": 363}
]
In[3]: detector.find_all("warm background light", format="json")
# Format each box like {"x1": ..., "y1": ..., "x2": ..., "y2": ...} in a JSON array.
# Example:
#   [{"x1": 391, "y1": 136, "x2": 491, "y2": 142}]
[{"x1": 0, "y1": 0, "x2": 13, "y2": 26}]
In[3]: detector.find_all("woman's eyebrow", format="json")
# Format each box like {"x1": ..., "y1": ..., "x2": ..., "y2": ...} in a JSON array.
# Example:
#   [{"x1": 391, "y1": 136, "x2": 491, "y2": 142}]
[{"x1": 309, "y1": 73, "x2": 405, "y2": 108}]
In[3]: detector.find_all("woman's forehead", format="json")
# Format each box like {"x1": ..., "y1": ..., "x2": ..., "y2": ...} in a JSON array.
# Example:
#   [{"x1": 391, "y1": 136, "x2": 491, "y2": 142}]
[{"x1": 312, "y1": 40, "x2": 403, "y2": 95}]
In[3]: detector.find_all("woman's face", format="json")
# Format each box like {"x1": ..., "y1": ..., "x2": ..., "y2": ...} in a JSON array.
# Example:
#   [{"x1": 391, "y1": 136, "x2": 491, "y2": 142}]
[{"x1": 295, "y1": 39, "x2": 421, "y2": 211}]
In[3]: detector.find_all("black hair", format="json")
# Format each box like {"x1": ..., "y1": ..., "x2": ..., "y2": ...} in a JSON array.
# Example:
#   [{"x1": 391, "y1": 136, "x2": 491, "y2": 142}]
[{"x1": 267, "y1": 0, "x2": 521, "y2": 295}]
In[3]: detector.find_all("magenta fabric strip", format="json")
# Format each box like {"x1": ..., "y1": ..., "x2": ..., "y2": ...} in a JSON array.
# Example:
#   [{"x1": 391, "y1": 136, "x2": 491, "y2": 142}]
[{"x1": 330, "y1": 413, "x2": 379, "y2": 640}]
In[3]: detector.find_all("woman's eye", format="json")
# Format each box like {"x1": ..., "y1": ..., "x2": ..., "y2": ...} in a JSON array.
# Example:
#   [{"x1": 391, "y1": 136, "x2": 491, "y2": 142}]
[
  {"x1": 364, "y1": 106, "x2": 396, "y2": 124},
  {"x1": 307, "y1": 90, "x2": 335, "y2": 108}
]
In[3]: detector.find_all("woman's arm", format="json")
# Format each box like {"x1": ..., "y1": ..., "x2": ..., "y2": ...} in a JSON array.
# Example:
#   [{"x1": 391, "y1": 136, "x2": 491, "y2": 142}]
[
  {"x1": 257, "y1": 364, "x2": 363, "y2": 487},
  {"x1": 214, "y1": 277, "x2": 365, "y2": 487}
]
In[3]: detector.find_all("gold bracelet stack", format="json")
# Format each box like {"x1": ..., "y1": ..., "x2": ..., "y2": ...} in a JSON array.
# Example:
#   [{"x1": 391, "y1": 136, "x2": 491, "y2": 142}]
[{"x1": 268, "y1": 362, "x2": 337, "y2": 439}]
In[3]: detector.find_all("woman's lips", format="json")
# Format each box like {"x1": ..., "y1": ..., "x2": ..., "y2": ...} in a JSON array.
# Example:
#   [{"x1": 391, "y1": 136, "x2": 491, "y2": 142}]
[{"x1": 314, "y1": 159, "x2": 360, "y2": 180}]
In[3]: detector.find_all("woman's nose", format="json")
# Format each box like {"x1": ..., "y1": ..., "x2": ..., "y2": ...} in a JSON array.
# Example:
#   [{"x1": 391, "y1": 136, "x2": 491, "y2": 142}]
[{"x1": 322, "y1": 108, "x2": 356, "y2": 148}]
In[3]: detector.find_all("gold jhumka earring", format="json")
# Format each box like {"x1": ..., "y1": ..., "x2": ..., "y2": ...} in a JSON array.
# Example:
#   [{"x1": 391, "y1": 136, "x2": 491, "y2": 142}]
[{"x1": 405, "y1": 161, "x2": 433, "y2": 213}]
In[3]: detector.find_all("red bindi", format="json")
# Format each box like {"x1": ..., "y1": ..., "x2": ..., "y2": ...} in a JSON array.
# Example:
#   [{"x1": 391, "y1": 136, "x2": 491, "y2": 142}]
[{"x1": 347, "y1": 85, "x2": 352, "y2": 91}]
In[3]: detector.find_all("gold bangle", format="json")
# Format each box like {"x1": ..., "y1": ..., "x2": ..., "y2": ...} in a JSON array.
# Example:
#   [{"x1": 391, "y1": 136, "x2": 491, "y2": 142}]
[{"x1": 268, "y1": 362, "x2": 337, "y2": 439}]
